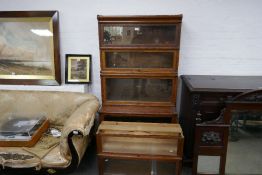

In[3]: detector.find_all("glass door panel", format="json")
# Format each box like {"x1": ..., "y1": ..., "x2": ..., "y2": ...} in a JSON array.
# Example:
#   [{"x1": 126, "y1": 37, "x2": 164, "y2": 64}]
[
  {"x1": 226, "y1": 110, "x2": 262, "y2": 174},
  {"x1": 104, "y1": 159, "x2": 176, "y2": 175},
  {"x1": 104, "y1": 51, "x2": 174, "y2": 69},
  {"x1": 102, "y1": 24, "x2": 177, "y2": 46},
  {"x1": 197, "y1": 155, "x2": 221, "y2": 174},
  {"x1": 101, "y1": 136, "x2": 178, "y2": 156},
  {"x1": 106, "y1": 78, "x2": 173, "y2": 102}
]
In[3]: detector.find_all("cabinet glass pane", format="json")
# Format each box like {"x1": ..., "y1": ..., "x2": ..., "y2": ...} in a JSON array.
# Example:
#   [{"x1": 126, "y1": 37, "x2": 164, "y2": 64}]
[
  {"x1": 105, "y1": 52, "x2": 173, "y2": 68},
  {"x1": 103, "y1": 25, "x2": 176, "y2": 46},
  {"x1": 102, "y1": 136, "x2": 178, "y2": 156},
  {"x1": 104, "y1": 159, "x2": 176, "y2": 175},
  {"x1": 106, "y1": 78, "x2": 172, "y2": 102},
  {"x1": 197, "y1": 156, "x2": 220, "y2": 174},
  {"x1": 225, "y1": 110, "x2": 262, "y2": 174}
]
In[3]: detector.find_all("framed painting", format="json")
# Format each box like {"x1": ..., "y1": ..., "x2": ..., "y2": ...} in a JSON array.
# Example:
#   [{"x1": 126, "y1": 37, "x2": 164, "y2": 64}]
[
  {"x1": 65, "y1": 54, "x2": 91, "y2": 84},
  {"x1": 0, "y1": 11, "x2": 61, "y2": 85}
]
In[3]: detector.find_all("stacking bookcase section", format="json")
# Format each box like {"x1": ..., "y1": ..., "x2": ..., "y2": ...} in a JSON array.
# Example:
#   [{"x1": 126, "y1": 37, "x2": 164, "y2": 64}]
[
  {"x1": 96, "y1": 121, "x2": 184, "y2": 175},
  {"x1": 100, "y1": 50, "x2": 179, "y2": 73},
  {"x1": 98, "y1": 15, "x2": 182, "y2": 123},
  {"x1": 100, "y1": 74, "x2": 178, "y2": 106}
]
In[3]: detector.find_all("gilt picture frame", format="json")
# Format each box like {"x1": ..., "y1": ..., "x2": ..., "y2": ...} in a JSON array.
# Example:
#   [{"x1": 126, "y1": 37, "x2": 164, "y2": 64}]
[
  {"x1": 65, "y1": 54, "x2": 91, "y2": 84},
  {"x1": 0, "y1": 11, "x2": 61, "y2": 85}
]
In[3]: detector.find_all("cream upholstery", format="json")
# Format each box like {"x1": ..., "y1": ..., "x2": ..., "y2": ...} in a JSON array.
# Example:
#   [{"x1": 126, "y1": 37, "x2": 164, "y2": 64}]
[{"x1": 0, "y1": 90, "x2": 99, "y2": 170}]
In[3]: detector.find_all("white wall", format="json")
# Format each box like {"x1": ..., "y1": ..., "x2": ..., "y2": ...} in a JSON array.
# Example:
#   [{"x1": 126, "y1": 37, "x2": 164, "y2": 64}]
[{"x1": 0, "y1": 0, "x2": 262, "y2": 100}]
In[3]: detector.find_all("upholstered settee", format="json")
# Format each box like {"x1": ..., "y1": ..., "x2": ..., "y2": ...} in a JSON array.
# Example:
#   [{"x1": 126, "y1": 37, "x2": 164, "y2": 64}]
[{"x1": 0, "y1": 90, "x2": 99, "y2": 174}]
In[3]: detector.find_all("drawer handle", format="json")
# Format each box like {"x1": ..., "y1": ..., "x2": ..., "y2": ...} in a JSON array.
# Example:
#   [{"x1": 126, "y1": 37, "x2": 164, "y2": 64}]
[
  {"x1": 196, "y1": 111, "x2": 202, "y2": 123},
  {"x1": 196, "y1": 117, "x2": 202, "y2": 123}
]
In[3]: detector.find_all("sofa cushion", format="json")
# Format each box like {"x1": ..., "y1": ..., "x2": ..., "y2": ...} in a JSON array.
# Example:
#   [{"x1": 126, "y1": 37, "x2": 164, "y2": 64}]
[{"x1": 0, "y1": 90, "x2": 95, "y2": 126}]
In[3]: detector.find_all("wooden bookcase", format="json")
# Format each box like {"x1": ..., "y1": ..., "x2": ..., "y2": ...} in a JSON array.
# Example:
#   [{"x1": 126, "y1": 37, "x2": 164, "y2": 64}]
[
  {"x1": 96, "y1": 121, "x2": 184, "y2": 175},
  {"x1": 98, "y1": 15, "x2": 183, "y2": 123}
]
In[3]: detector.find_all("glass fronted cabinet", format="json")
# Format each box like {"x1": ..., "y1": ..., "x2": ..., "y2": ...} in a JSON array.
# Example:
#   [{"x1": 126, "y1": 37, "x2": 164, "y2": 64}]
[
  {"x1": 101, "y1": 50, "x2": 178, "y2": 71},
  {"x1": 96, "y1": 121, "x2": 184, "y2": 175},
  {"x1": 101, "y1": 24, "x2": 179, "y2": 47},
  {"x1": 101, "y1": 76, "x2": 177, "y2": 106},
  {"x1": 98, "y1": 15, "x2": 182, "y2": 122}
]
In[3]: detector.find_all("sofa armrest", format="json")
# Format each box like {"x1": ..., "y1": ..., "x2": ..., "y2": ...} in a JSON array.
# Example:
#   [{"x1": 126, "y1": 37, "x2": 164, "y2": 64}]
[{"x1": 60, "y1": 97, "x2": 99, "y2": 163}]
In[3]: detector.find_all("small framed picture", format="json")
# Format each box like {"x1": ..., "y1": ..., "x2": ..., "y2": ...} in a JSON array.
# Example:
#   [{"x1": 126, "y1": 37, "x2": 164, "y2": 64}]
[{"x1": 65, "y1": 54, "x2": 91, "y2": 84}]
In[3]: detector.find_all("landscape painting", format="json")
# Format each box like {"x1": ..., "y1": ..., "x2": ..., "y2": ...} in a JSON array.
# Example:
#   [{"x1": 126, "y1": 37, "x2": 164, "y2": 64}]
[{"x1": 0, "y1": 17, "x2": 55, "y2": 80}]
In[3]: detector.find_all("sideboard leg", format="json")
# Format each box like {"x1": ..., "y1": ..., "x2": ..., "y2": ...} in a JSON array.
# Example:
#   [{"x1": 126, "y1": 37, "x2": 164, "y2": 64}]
[
  {"x1": 175, "y1": 160, "x2": 182, "y2": 175},
  {"x1": 98, "y1": 156, "x2": 104, "y2": 175}
]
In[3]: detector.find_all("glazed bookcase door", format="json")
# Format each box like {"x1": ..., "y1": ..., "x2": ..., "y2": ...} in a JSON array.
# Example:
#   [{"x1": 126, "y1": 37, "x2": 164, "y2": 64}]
[
  {"x1": 101, "y1": 136, "x2": 179, "y2": 156},
  {"x1": 101, "y1": 76, "x2": 177, "y2": 106},
  {"x1": 100, "y1": 24, "x2": 181, "y2": 48},
  {"x1": 100, "y1": 50, "x2": 179, "y2": 72}
]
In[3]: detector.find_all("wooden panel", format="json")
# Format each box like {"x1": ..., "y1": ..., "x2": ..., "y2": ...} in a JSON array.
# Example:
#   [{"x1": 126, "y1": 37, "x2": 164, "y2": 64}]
[
  {"x1": 99, "y1": 105, "x2": 178, "y2": 123},
  {"x1": 182, "y1": 75, "x2": 262, "y2": 92},
  {"x1": 97, "y1": 15, "x2": 183, "y2": 23},
  {"x1": 100, "y1": 105, "x2": 177, "y2": 116},
  {"x1": 99, "y1": 121, "x2": 182, "y2": 134}
]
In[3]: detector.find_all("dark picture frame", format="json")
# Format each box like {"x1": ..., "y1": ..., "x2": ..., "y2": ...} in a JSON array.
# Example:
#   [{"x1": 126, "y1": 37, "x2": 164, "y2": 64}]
[
  {"x1": 0, "y1": 11, "x2": 61, "y2": 85},
  {"x1": 65, "y1": 54, "x2": 91, "y2": 84}
]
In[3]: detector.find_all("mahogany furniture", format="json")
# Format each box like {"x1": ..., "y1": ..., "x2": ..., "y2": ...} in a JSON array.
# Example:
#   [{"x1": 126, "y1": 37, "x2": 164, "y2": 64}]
[
  {"x1": 192, "y1": 89, "x2": 262, "y2": 175},
  {"x1": 98, "y1": 15, "x2": 182, "y2": 123},
  {"x1": 96, "y1": 121, "x2": 184, "y2": 175},
  {"x1": 179, "y1": 75, "x2": 262, "y2": 161},
  {"x1": 193, "y1": 119, "x2": 229, "y2": 174}
]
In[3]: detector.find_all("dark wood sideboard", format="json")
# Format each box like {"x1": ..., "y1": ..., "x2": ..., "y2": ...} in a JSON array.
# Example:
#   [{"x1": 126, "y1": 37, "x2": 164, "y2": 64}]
[{"x1": 179, "y1": 75, "x2": 262, "y2": 161}]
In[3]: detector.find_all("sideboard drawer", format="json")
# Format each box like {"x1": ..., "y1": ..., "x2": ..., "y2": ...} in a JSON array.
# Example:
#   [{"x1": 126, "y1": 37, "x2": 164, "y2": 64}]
[
  {"x1": 199, "y1": 93, "x2": 237, "y2": 103},
  {"x1": 198, "y1": 103, "x2": 224, "y2": 122}
]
